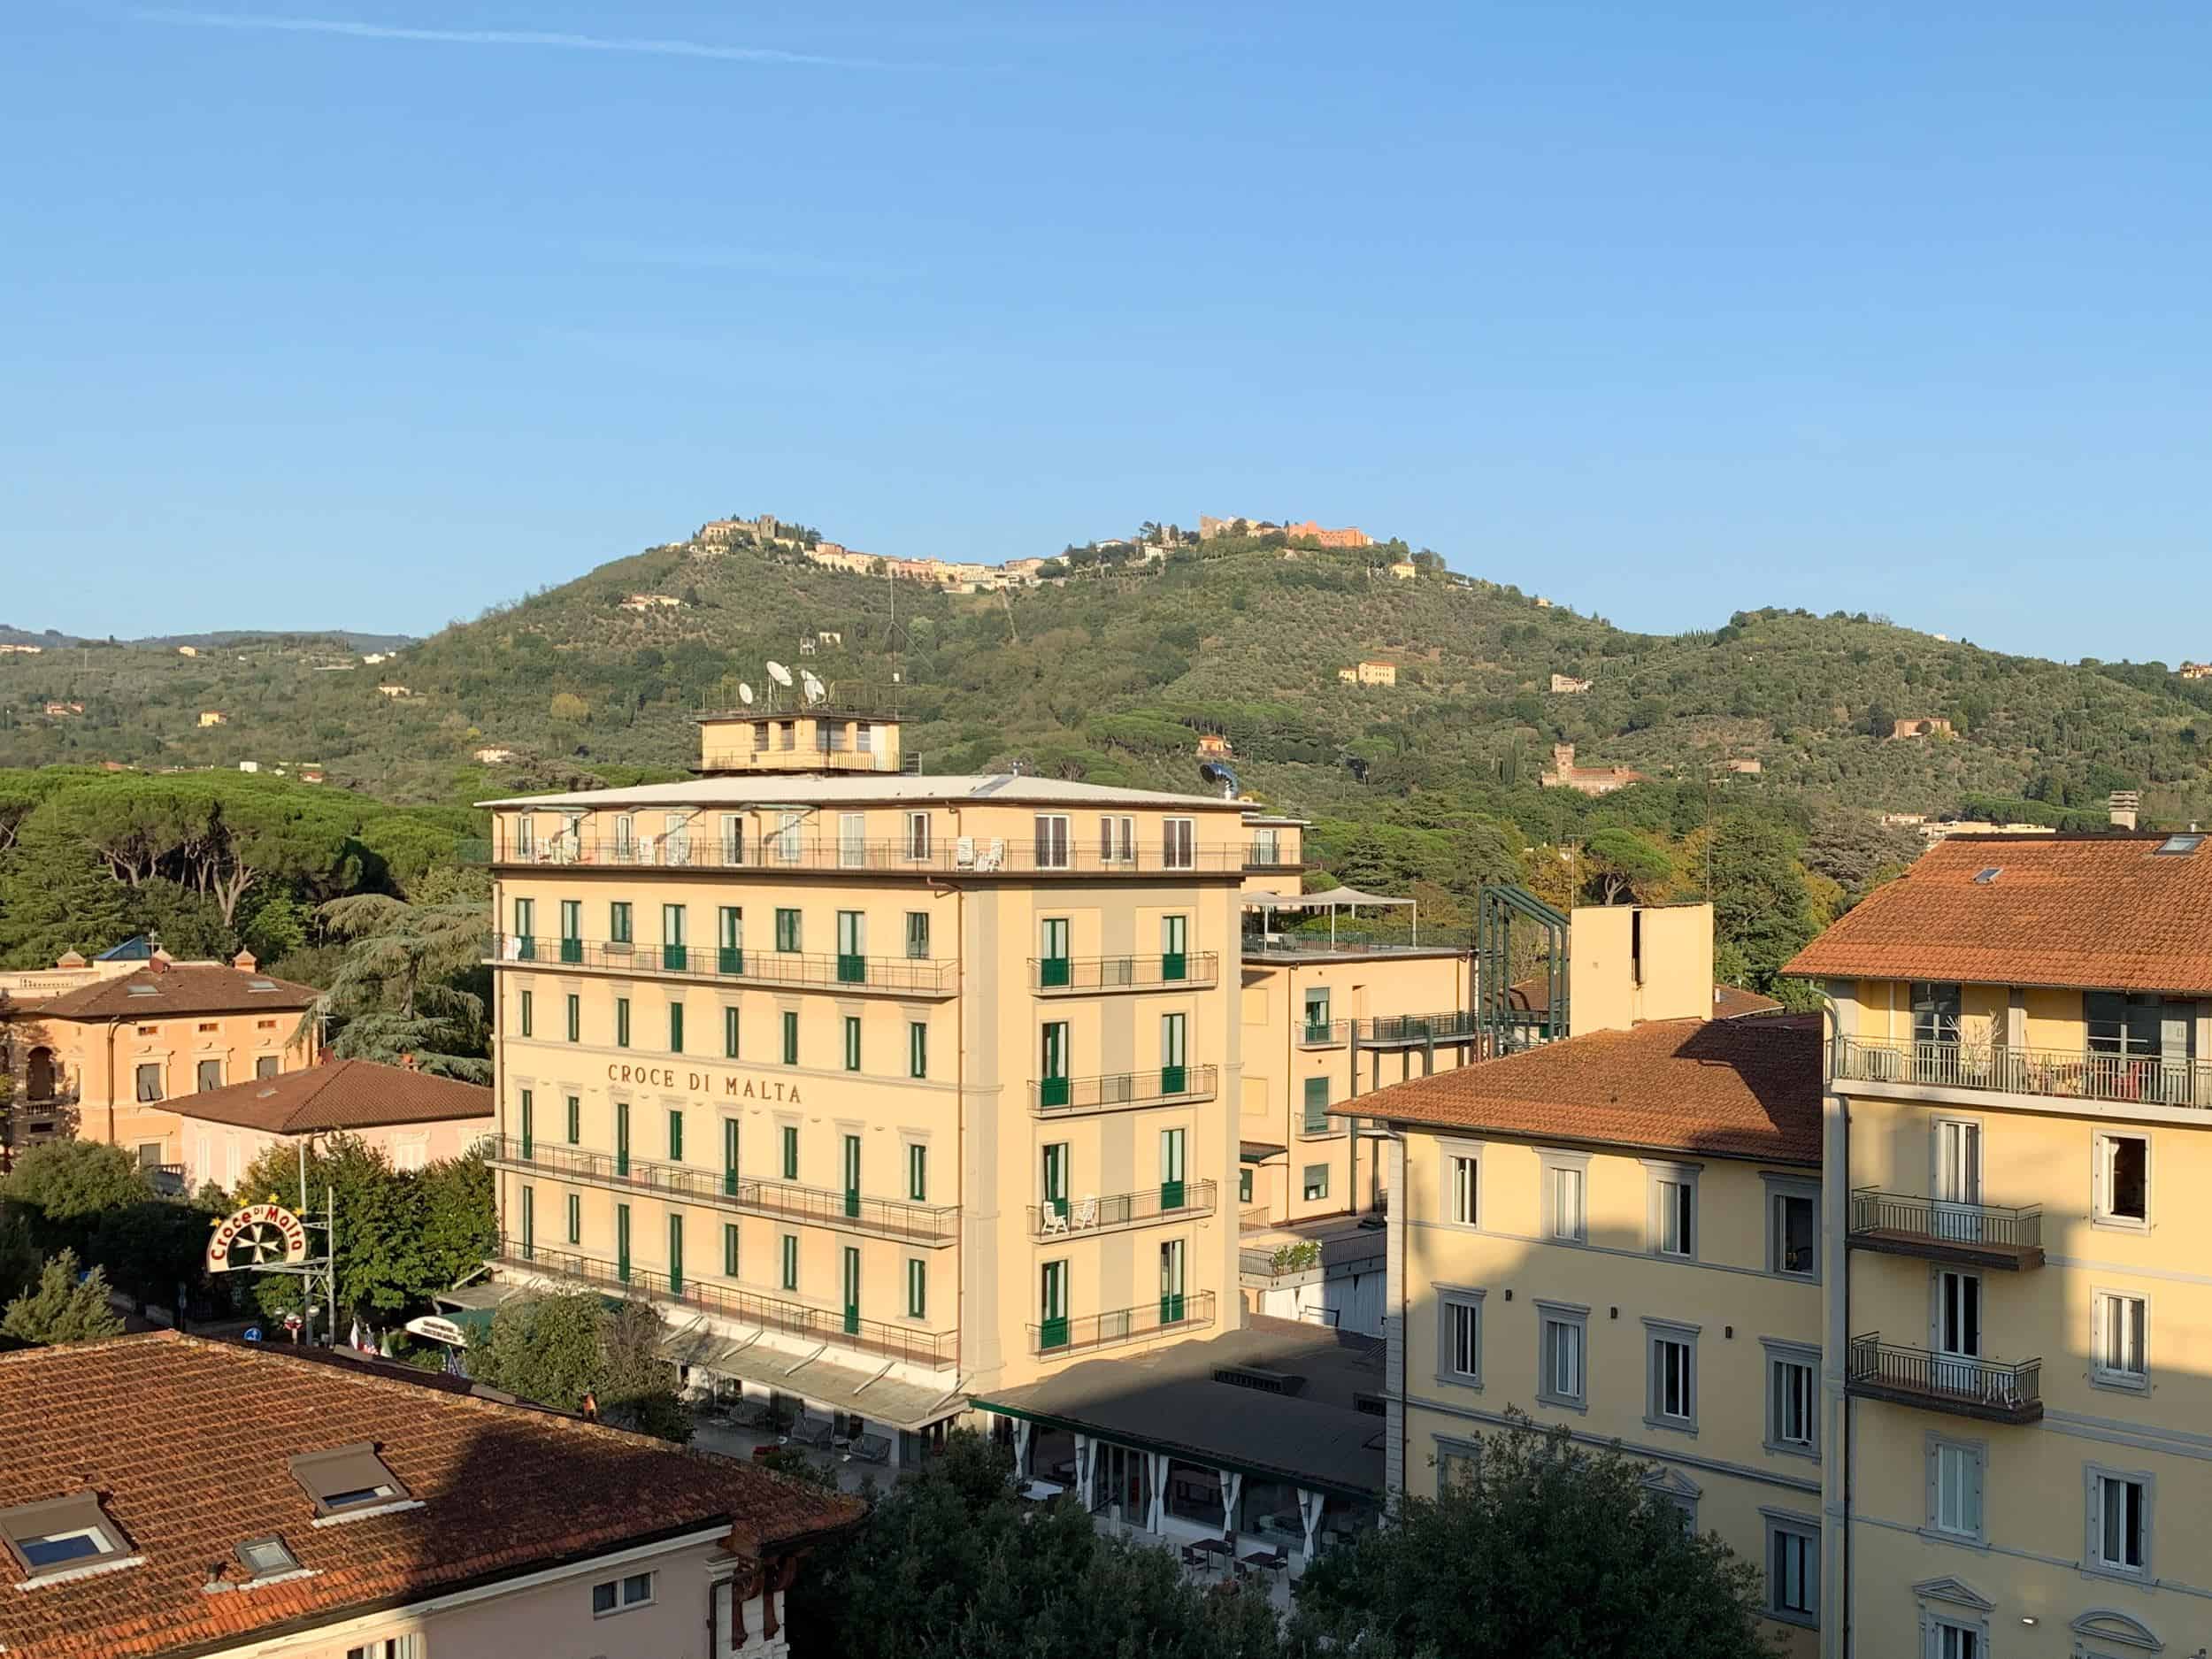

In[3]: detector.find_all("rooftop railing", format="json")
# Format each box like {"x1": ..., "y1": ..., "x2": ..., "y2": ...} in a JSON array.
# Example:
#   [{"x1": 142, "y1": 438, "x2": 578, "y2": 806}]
[
  {"x1": 493, "y1": 1235, "x2": 959, "y2": 1369},
  {"x1": 1030, "y1": 1064, "x2": 1217, "y2": 1118},
  {"x1": 1834, "y1": 1034, "x2": 2212, "y2": 1111},
  {"x1": 488, "y1": 933, "x2": 956, "y2": 995},
  {"x1": 1845, "y1": 1333, "x2": 2042, "y2": 1424},
  {"x1": 1243, "y1": 843, "x2": 1303, "y2": 872},
  {"x1": 1031, "y1": 1289, "x2": 1215, "y2": 1356},
  {"x1": 1297, "y1": 1008, "x2": 1480, "y2": 1048},
  {"x1": 1026, "y1": 1179, "x2": 1217, "y2": 1239},
  {"x1": 467, "y1": 835, "x2": 1244, "y2": 879},
  {"x1": 484, "y1": 1135, "x2": 961, "y2": 1244},
  {"x1": 1028, "y1": 953, "x2": 1219, "y2": 993},
  {"x1": 699, "y1": 750, "x2": 914, "y2": 774}
]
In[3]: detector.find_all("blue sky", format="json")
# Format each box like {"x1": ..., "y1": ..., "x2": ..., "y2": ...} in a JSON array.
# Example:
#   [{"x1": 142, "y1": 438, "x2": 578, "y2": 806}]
[{"x1": 4, "y1": 2, "x2": 2207, "y2": 658}]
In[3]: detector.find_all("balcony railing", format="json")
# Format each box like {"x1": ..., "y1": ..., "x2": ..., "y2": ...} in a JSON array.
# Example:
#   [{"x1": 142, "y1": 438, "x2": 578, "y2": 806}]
[
  {"x1": 1031, "y1": 1289, "x2": 1215, "y2": 1356},
  {"x1": 698, "y1": 749, "x2": 913, "y2": 774},
  {"x1": 494, "y1": 1236, "x2": 958, "y2": 1369},
  {"x1": 489, "y1": 934, "x2": 956, "y2": 996},
  {"x1": 1298, "y1": 1008, "x2": 1479, "y2": 1048},
  {"x1": 1848, "y1": 1188, "x2": 2044, "y2": 1270},
  {"x1": 1244, "y1": 844, "x2": 1303, "y2": 872},
  {"x1": 1031, "y1": 1064, "x2": 1217, "y2": 1118},
  {"x1": 1028, "y1": 954, "x2": 1219, "y2": 994},
  {"x1": 1834, "y1": 1034, "x2": 2212, "y2": 1111},
  {"x1": 465, "y1": 836, "x2": 1244, "y2": 878},
  {"x1": 484, "y1": 1136, "x2": 960, "y2": 1244},
  {"x1": 1238, "y1": 1240, "x2": 1386, "y2": 1286},
  {"x1": 1026, "y1": 1179, "x2": 1218, "y2": 1238},
  {"x1": 1846, "y1": 1334, "x2": 2042, "y2": 1424}
]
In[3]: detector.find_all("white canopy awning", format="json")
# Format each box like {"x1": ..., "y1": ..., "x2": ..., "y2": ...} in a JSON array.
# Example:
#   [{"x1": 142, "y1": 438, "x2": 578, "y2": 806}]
[{"x1": 1248, "y1": 885, "x2": 1415, "y2": 910}]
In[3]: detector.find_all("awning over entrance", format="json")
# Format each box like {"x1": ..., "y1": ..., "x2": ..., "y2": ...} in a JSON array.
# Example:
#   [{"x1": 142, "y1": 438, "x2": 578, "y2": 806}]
[
  {"x1": 664, "y1": 1321, "x2": 964, "y2": 1433},
  {"x1": 1240, "y1": 1140, "x2": 1287, "y2": 1164}
]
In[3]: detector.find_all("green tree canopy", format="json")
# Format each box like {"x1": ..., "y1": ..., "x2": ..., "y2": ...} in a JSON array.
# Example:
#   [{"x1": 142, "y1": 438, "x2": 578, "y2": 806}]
[
  {"x1": 471, "y1": 1289, "x2": 606, "y2": 1411},
  {"x1": 1582, "y1": 826, "x2": 1675, "y2": 904},
  {"x1": 2, "y1": 1251, "x2": 126, "y2": 1347},
  {"x1": 4, "y1": 1141, "x2": 151, "y2": 1255},
  {"x1": 1288, "y1": 1417, "x2": 1776, "y2": 1659}
]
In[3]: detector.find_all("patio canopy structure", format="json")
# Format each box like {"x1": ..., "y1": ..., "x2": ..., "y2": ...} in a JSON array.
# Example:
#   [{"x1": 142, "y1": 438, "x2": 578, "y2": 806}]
[{"x1": 1245, "y1": 885, "x2": 1417, "y2": 947}]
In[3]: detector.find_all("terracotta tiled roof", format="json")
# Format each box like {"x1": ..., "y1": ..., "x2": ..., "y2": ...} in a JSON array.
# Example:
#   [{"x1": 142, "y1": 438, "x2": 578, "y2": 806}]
[
  {"x1": 30, "y1": 964, "x2": 318, "y2": 1022},
  {"x1": 1784, "y1": 832, "x2": 2212, "y2": 994},
  {"x1": 169, "y1": 1059, "x2": 492, "y2": 1135},
  {"x1": 1354, "y1": 1014, "x2": 1821, "y2": 1164},
  {"x1": 0, "y1": 1333, "x2": 860, "y2": 1659}
]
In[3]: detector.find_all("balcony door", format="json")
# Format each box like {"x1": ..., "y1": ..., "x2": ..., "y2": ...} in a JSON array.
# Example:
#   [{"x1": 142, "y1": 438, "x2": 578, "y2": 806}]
[
  {"x1": 1040, "y1": 1023, "x2": 1071, "y2": 1109},
  {"x1": 839, "y1": 813, "x2": 867, "y2": 870},
  {"x1": 1159, "y1": 1128, "x2": 1187, "y2": 1211},
  {"x1": 1161, "y1": 915, "x2": 1187, "y2": 982},
  {"x1": 1041, "y1": 1260, "x2": 1069, "y2": 1349},
  {"x1": 1158, "y1": 1239, "x2": 1186, "y2": 1324},
  {"x1": 1042, "y1": 1143, "x2": 1069, "y2": 1220},
  {"x1": 1034, "y1": 814, "x2": 1071, "y2": 871},
  {"x1": 1910, "y1": 982, "x2": 1962, "y2": 1078},
  {"x1": 1933, "y1": 1269, "x2": 1982, "y2": 1396},
  {"x1": 1160, "y1": 1013, "x2": 1187, "y2": 1094},
  {"x1": 1932, "y1": 1119, "x2": 1983, "y2": 1243}
]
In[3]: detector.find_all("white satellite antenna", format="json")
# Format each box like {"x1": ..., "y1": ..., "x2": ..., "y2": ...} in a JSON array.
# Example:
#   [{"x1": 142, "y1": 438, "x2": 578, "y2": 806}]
[
  {"x1": 801, "y1": 670, "x2": 826, "y2": 706},
  {"x1": 737, "y1": 682, "x2": 755, "y2": 707},
  {"x1": 766, "y1": 660, "x2": 794, "y2": 687}
]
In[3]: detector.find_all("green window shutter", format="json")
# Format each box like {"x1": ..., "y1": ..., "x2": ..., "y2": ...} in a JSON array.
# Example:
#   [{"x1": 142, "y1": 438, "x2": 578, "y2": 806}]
[
  {"x1": 723, "y1": 1118, "x2": 740, "y2": 1195},
  {"x1": 668, "y1": 1109, "x2": 684, "y2": 1163},
  {"x1": 723, "y1": 1223, "x2": 739, "y2": 1277},
  {"x1": 668, "y1": 1213, "x2": 683, "y2": 1294},
  {"x1": 519, "y1": 1187, "x2": 534, "y2": 1257},
  {"x1": 910, "y1": 1020, "x2": 927, "y2": 1079},
  {"x1": 844, "y1": 1016, "x2": 861, "y2": 1072},
  {"x1": 908, "y1": 1143, "x2": 927, "y2": 1202},
  {"x1": 565, "y1": 1192, "x2": 580, "y2": 1243},
  {"x1": 908, "y1": 1259, "x2": 927, "y2": 1319},
  {"x1": 518, "y1": 989, "x2": 532, "y2": 1039},
  {"x1": 776, "y1": 909, "x2": 801, "y2": 953},
  {"x1": 781, "y1": 1125, "x2": 798, "y2": 1180},
  {"x1": 616, "y1": 998, "x2": 631, "y2": 1048},
  {"x1": 616, "y1": 1203, "x2": 632, "y2": 1281},
  {"x1": 518, "y1": 1089, "x2": 534, "y2": 1159},
  {"x1": 565, "y1": 1094, "x2": 580, "y2": 1143},
  {"x1": 1303, "y1": 1077, "x2": 1332, "y2": 1134},
  {"x1": 565, "y1": 995, "x2": 580, "y2": 1042},
  {"x1": 724, "y1": 1005, "x2": 740, "y2": 1059},
  {"x1": 669, "y1": 1002, "x2": 685, "y2": 1055},
  {"x1": 780, "y1": 1233, "x2": 798, "y2": 1291},
  {"x1": 782, "y1": 1010, "x2": 799, "y2": 1065}
]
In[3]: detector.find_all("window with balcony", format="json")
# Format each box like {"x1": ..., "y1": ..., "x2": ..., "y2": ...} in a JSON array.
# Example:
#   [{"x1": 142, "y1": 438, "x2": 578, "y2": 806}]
[
  {"x1": 723, "y1": 1223, "x2": 739, "y2": 1277},
  {"x1": 838, "y1": 813, "x2": 866, "y2": 870},
  {"x1": 1040, "y1": 1259, "x2": 1069, "y2": 1349},
  {"x1": 1160, "y1": 1013, "x2": 1187, "y2": 1094},
  {"x1": 511, "y1": 897, "x2": 534, "y2": 956},
  {"x1": 609, "y1": 902, "x2": 632, "y2": 945},
  {"x1": 1302, "y1": 1078, "x2": 1332, "y2": 1135},
  {"x1": 1163, "y1": 817, "x2": 1194, "y2": 870},
  {"x1": 1927, "y1": 1435, "x2": 1985, "y2": 1543},
  {"x1": 905, "y1": 911, "x2": 930, "y2": 960},
  {"x1": 1160, "y1": 1128, "x2": 1187, "y2": 1210},
  {"x1": 774, "y1": 811, "x2": 803, "y2": 863},
  {"x1": 780, "y1": 1124, "x2": 799, "y2": 1180},
  {"x1": 612, "y1": 815, "x2": 635, "y2": 861},
  {"x1": 1100, "y1": 815, "x2": 1134, "y2": 864},
  {"x1": 1039, "y1": 917, "x2": 1071, "y2": 987},
  {"x1": 775, "y1": 909, "x2": 802, "y2": 954},
  {"x1": 905, "y1": 812, "x2": 931, "y2": 861},
  {"x1": 2092, "y1": 1290, "x2": 2149, "y2": 1390},
  {"x1": 720, "y1": 814, "x2": 744, "y2": 865},
  {"x1": 1039, "y1": 1022, "x2": 1070, "y2": 1108},
  {"x1": 1303, "y1": 988, "x2": 1332, "y2": 1041},
  {"x1": 1911, "y1": 981, "x2": 1962, "y2": 1047},
  {"x1": 666, "y1": 1109, "x2": 684, "y2": 1163},
  {"x1": 558, "y1": 900, "x2": 581, "y2": 962},
  {"x1": 2094, "y1": 1133, "x2": 2149, "y2": 1228},
  {"x1": 2086, "y1": 1466, "x2": 2152, "y2": 1580},
  {"x1": 1034, "y1": 814, "x2": 1071, "y2": 870}
]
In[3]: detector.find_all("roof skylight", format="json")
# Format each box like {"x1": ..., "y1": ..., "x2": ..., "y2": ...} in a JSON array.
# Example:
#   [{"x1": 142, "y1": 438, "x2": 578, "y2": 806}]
[
  {"x1": 0, "y1": 1493, "x2": 138, "y2": 1586},
  {"x1": 288, "y1": 1444, "x2": 413, "y2": 1523},
  {"x1": 1973, "y1": 867, "x2": 2001, "y2": 885},
  {"x1": 2155, "y1": 833, "x2": 2204, "y2": 856}
]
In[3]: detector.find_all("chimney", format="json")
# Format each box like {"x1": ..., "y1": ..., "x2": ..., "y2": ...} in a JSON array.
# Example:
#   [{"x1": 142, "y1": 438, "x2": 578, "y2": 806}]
[
  {"x1": 2109, "y1": 790, "x2": 2141, "y2": 832},
  {"x1": 400, "y1": 1052, "x2": 419, "y2": 1071},
  {"x1": 231, "y1": 949, "x2": 257, "y2": 972}
]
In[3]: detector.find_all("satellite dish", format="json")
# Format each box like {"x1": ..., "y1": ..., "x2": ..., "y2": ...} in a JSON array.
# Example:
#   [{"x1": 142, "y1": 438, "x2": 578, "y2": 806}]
[
  {"x1": 766, "y1": 660, "x2": 794, "y2": 687},
  {"x1": 737, "y1": 682, "x2": 755, "y2": 706},
  {"x1": 1199, "y1": 759, "x2": 1240, "y2": 798},
  {"x1": 802, "y1": 671, "x2": 826, "y2": 706}
]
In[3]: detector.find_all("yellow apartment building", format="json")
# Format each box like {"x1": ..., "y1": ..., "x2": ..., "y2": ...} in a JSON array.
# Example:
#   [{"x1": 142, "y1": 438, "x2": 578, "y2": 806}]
[
  {"x1": 1357, "y1": 902, "x2": 1831, "y2": 1655},
  {"x1": 0, "y1": 946, "x2": 318, "y2": 1173},
  {"x1": 475, "y1": 699, "x2": 1484, "y2": 1467},
  {"x1": 1790, "y1": 831, "x2": 2212, "y2": 1659}
]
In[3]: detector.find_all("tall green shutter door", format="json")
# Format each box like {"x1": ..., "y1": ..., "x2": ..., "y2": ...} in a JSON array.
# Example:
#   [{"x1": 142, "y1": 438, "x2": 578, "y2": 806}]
[
  {"x1": 616, "y1": 1204, "x2": 632, "y2": 1282},
  {"x1": 841, "y1": 1247, "x2": 860, "y2": 1335}
]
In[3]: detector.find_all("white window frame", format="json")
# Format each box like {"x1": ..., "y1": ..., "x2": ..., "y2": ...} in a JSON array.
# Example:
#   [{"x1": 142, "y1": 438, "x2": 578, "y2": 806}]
[
  {"x1": 1302, "y1": 1163, "x2": 1329, "y2": 1202},
  {"x1": 1763, "y1": 1339, "x2": 1820, "y2": 1461},
  {"x1": 2085, "y1": 1463, "x2": 2153, "y2": 1582},
  {"x1": 1540, "y1": 1149, "x2": 1590, "y2": 1244},
  {"x1": 1924, "y1": 1432, "x2": 1985, "y2": 1546},
  {"x1": 1033, "y1": 813, "x2": 1071, "y2": 870},
  {"x1": 1162, "y1": 816, "x2": 1195, "y2": 870},
  {"x1": 1434, "y1": 1286, "x2": 1483, "y2": 1389},
  {"x1": 1440, "y1": 1141, "x2": 1480, "y2": 1227},
  {"x1": 2093, "y1": 1132, "x2": 2151, "y2": 1232},
  {"x1": 2089, "y1": 1287, "x2": 2150, "y2": 1392},
  {"x1": 1643, "y1": 1159, "x2": 1699, "y2": 1260},
  {"x1": 905, "y1": 811, "x2": 932, "y2": 862},
  {"x1": 591, "y1": 1568, "x2": 657, "y2": 1617},
  {"x1": 1534, "y1": 1301, "x2": 1588, "y2": 1411},
  {"x1": 1763, "y1": 1175, "x2": 1821, "y2": 1281},
  {"x1": 1644, "y1": 1318, "x2": 1700, "y2": 1433},
  {"x1": 1100, "y1": 814, "x2": 1134, "y2": 864},
  {"x1": 1924, "y1": 1617, "x2": 1985, "y2": 1659},
  {"x1": 1761, "y1": 1508, "x2": 1819, "y2": 1629}
]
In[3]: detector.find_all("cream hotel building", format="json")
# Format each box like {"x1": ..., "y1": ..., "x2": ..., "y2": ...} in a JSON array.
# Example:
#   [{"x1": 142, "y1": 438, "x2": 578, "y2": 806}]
[{"x1": 474, "y1": 695, "x2": 1471, "y2": 1470}]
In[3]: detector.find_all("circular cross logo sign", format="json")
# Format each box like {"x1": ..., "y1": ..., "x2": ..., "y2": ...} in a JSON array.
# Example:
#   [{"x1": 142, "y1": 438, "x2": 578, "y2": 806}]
[{"x1": 206, "y1": 1202, "x2": 311, "y2": 1273}]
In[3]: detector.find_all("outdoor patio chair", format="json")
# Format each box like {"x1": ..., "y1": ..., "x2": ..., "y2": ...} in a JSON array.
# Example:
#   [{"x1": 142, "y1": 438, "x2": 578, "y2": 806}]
[
  {"x1": 781, "y1": 1413, "x2": 833, "y2": 1448},
  {"x1": 846, "y1": 1433, "x2": 893, "y2": 1464}
]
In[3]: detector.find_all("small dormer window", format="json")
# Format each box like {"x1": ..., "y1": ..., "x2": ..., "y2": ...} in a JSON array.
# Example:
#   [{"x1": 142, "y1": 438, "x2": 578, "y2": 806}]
[
  {"x1": 235, "y1": 1535, "x2": 300, "y2": 1578},
  {"x1": 2155, "y1": 833, "x2": 2204, "y2": 856},
  {"x1": 289, "y1": 1444, "x2": 413, "y2": 1522},
  {"x1": 0, "y1": 1492, "x2": 137, "y2": 1585},
  {"x1": 1972, "y1": 867, "x2": 2001, "y2": 885}
]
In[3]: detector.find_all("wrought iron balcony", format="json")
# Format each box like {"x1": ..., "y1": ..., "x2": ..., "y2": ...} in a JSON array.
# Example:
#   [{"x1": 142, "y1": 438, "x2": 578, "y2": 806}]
[
  {"x1": 493, "y1": 1235, "x2": 958, "y2": 1369},
  {"x1": 484, "y1": 1135, "x2": 960, "y2": 1245},
  {"x1": 1028, "y1": 953, "x2": 1219, "y2": 994},
  {"x1": 1243, "y1": 843, "x2": 1303, "y2": 872},
  {"x1": 1026, "y1": 1179, "x2": 1217, "y2": 1239},
  {"x1": 1297, "y1": 1008, "x2": 1479, "y2": 1048},
  {"x1": 1030, "y1": 1064, "x2": 1217, "y2": 1117},
  {"x1": 489, "y1": 934, "x2": 956, "y2": 996},
  {"x1": 1845, "y1": 1334, "x2": 2042, "y2": 1425},
  {"x1": 1848, "y1": 1188, "x2": 2044, "y2": 1270},
  {"x1": 1030, "y1": 1289, "x2": 1215, "y2": 1356},
  {"x1": 465, "y1": 835, "x2": 1244, "y2": 878},
  {"x1": 1834, "y1": 1034, "x2": 2212, "y2": 1111}
]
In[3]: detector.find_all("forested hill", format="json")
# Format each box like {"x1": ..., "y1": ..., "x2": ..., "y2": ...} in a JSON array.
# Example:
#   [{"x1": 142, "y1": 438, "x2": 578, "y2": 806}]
[{"x1": 4, "y1": 527, "x2": 2210, "y2": 833}]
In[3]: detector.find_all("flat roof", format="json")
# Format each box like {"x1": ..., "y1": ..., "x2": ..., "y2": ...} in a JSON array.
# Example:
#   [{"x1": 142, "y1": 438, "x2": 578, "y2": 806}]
[
  {"x1": 970, "y1": 1317, "x2": 1387, "y2": 1498},
  {"x1": 481, "y1": 773, "x2": 1245, "y2": 811}
]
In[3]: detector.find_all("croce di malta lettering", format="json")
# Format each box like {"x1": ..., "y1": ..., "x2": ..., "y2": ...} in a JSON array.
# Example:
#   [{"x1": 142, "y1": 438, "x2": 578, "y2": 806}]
[{"x1": 606, "y1": 1062, "x2": 803, "y2": 1104}]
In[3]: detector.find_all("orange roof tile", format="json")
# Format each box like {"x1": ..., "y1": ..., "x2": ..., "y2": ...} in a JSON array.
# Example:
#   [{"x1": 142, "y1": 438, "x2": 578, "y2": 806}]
[
  {"x1": 169, "y1": 1059, "x2": 491, "y2": 1135},
  {"x1": 1785, "y1": 832, "x2": 2212, "y2": 994},
  {"x1": 30, "y1": 964, "x2": 318, "y2": 1022},
  {"x1": 1353, "y1": 1014, "x2": 1821, "y2": 1164},
  {"x1": 0, "y1": 1333, "x2": 859, "y2": 1659}
]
